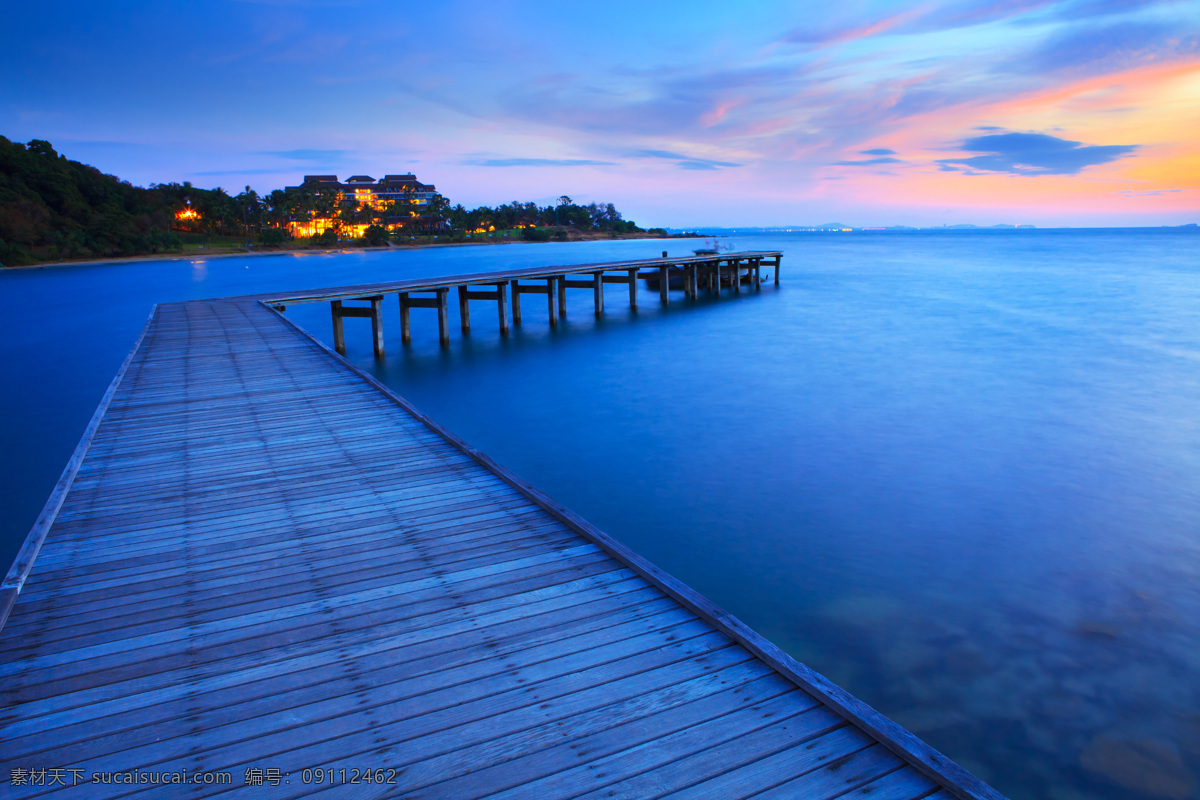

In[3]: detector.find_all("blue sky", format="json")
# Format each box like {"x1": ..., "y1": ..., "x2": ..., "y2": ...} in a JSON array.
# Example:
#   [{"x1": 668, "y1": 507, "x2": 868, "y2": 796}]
[{"x1": 3, "y1": 0, "x2": 1198, "y2": 226}]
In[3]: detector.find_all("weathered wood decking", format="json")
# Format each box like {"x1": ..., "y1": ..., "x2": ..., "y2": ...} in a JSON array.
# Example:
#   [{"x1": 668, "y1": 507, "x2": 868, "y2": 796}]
[{"x1": 0, "y1": 289, "x2": 1004, "y2": 797}]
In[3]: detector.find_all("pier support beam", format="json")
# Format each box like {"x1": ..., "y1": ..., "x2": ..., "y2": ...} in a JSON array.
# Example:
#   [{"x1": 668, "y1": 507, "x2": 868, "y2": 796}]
[
  {"x1": 510, "y1": 279, "x2": 557, "y2": 327},
  {"x1": 659, "y1": 266, "x2": 670, "y2": 306},
  {"x1": 557, "y1": 275, "x2": 567, "y2": 321},
  {"x1": 497, "y1": 282, "x2": 509, "y2": 335},
  {"x1": 331, "y1": 297, "x2": 385, "y2": 358},
  {"x1": 733, "y1": 260, "x2": 741, "y2": 295},
  {"x1": 437, "y1": 288, "x2": 449, "y2": 344},
  {"x1": 458, "y1": 286, "x2": 471, "y2": 333},
  {"x1": 335, "y1": 297, "x2": 385, "y2": 358},
  {"x1": 398, "y1": 289, "x2": 450, "y2": 346},
  {"x1": 593, "y1": 272, "x2": 604, "y2": 316},
  {"x1": 628, "y1": 268, "x2": 638, "y2": 310},
  {"x1": 455, "y1": 283, "x2": 510, "y2": 335},
  {"x1": 332, "y1": 301, "x2": 345, "y2": 354}
]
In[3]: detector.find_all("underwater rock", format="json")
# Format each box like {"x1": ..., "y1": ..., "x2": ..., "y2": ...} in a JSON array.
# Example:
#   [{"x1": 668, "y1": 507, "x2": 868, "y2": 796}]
[{"x1": 1080, "y1": 736, "x2": 1197, "y2": 798}]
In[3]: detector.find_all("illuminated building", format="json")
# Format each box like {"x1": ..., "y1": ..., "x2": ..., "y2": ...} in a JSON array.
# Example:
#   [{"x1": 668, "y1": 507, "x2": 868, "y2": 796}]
[
  {"x1": 173, "y1": 200, "x2": 202, "y2": 232},
  {"x1": 285, "y1": 173, "x2": 439, "y2": 238}
]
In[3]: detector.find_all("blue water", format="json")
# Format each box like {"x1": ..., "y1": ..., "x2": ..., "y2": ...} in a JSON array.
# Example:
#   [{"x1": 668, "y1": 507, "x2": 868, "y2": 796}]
[{"x1": 2, "y1": 231, "x2": 1199, "y2": 799}]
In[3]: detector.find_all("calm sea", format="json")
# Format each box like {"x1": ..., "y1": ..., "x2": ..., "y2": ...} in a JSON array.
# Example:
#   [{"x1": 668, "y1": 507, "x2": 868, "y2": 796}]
[{"x1": 2, "y1": 230, "x2": 1198, "y2": 799}]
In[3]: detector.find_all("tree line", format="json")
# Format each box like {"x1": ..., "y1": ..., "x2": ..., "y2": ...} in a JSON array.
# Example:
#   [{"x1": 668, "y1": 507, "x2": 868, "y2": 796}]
[{"x1": 0, "y1": 137, "x2": 664, "y2": 266}]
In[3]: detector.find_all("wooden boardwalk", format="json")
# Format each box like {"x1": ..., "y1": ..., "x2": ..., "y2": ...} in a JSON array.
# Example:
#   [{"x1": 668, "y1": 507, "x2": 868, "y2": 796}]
[
  {"x1": 0, "y1": 292, "x2": 1004, "y2": 798},
  {"x1": 248, "y1": 250, "x2": 784, "y2": 353}
]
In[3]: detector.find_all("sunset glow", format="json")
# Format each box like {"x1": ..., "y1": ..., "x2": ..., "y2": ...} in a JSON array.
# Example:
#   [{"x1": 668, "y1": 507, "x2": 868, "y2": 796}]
[{"x1": 3, "y1": 0, "x2": 1197, "y2": 226}]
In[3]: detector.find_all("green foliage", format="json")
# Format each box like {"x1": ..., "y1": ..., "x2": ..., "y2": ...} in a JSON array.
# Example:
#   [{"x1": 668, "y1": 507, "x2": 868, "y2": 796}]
[
  {"x1": 520, "y1": 226, "x2": 551, "y2": 242},
  {"x1": 363, "y1": 224, "x2": 388, "y2": 246},
  {"x1": 0, "y1": 237, "x2": 33, "y2": 267},
  {"x1": 0, "y1": 135, "x2": 665, "y2": 265},
  {"x1": 259, "y1": 227, "x2": 288, "y2": 246},
  {"x1": 311, "y1": 228, "x2": 338, "y2": 247},
  {"x1": 0, "y1": 135, "x2": 183, "y2": 264}
]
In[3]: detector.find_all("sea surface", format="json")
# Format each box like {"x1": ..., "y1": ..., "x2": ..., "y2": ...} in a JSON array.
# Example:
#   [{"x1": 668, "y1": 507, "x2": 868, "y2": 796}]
[{"x1": 2, "y1": 230, "x2": 1199, "y2": 799}]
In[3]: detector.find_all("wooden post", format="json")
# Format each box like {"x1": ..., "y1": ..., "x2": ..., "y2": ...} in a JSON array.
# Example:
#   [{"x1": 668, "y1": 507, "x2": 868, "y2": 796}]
[
  {"x1": 659, "y1": 265, "x2": 669, "y2": 306},
  {"x1": 628, "y1": 268, "x2": 638, "y2": 310},
  {"x1": 775, "y1": 256, "x2": 781, "y2": 286},
  {"x1": 370, "y1": 297, "x2": 384, "y2": 359},
  {"x1": 734, "y1": 260, "x2": 741, "y2": 294},
  {"x1": 713, "y1": 263, "x2": 722, "y2": 295},
  {"x1": 753, "y1": 259, "x2": 762, "y2": 290},
  {"x1": 662, "y1": 251, "x2": 668, "y2": 258},
  {"x1": 497, "y1": 282, "x2": 509, "y2": 335},
  {"x1": 557, "y1": 275, "x2": 567, "y2": 320},
  {"x1": 436, "y1": 288, "x2": 450, "y2": 345},
  {"x1": 511, "y1": 280, "x2": 522, "y2": 326},
  {"x1": 331, "y1": 300, "x2": 346, "y2": 354},
  {"x1": 547, "y1": 277, "x2": 557, "y2": 326},
  {"x1": 398, "y1": 293, "x2": 411, "y2": 343},
  {"x1": 458, "y1": 285, "x2": 471, "y2": 333},
  {"x1": 593, "y1": 271, "x2": 604, "y2": 316}
]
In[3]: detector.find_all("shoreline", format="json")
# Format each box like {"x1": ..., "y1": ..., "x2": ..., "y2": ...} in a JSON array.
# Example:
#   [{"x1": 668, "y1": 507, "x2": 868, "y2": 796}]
[{"x1": 5, "y1": 232, "x2": 701, "y2": 272}]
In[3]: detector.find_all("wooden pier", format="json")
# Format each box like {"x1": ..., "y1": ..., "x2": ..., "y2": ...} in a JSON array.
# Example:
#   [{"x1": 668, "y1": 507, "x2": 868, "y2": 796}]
[
  {"x1": 0, "y1": 262, "x2": 1004, "y2": 798},
  {"x1": 260, "y1": 250, "x2": 783, "y2": 356}
]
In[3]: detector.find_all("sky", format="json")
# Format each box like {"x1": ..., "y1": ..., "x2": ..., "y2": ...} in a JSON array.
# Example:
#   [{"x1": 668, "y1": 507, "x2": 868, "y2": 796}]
[{"x1": 2, "y1": 0, "x2": 1198, "y2": 227}]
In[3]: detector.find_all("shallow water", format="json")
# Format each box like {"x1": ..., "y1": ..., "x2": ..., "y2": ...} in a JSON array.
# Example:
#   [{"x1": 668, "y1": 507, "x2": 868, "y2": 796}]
[{"x1": 3, "y1": 230, "x2": 1199, "y2": 799}]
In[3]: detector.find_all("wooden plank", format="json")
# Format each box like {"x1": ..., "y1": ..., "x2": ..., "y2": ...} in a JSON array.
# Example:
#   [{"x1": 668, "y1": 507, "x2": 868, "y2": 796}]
[
  {"x1": 399, "y1": 296, "x2": 441, "y2": 309},
  {"x1": 830, "y1": 767, "x2": 940, "y2": 800},
  {"x1": 0, "y1": 285, "x2": 997, "y2": 800},
  {"x1": 742, "y1": 745, "x2": 907, "y2": 799},
  {"x1": 275, "y1": 306, "x2": 1004, "y2": 800},
  {"x1": 241, "y1": 251, "x2": 783, "y2": 305},
  {"x1": 423, "y1": 680, "x2": 815, "y2": 800},
  {"x1": 3, "y1": 573, "x2": 656, "y2": 733}
]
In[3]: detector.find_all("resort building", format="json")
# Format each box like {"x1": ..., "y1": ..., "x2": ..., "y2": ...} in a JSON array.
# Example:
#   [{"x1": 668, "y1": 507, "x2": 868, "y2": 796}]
[{"x1": 286, "y1": 173, "x2": 439, "y2": 238}]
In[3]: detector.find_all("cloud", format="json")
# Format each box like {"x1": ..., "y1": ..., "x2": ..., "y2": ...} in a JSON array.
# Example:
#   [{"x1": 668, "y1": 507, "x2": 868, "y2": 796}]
[
  {"x1": 632, "y1": 149, "x2": 741, "y2": 169},
  {"x1": 938, "y1": 131, "x2": 1137, "y2": 175},
  {"x1": 1018, "y1": 21, "x2": 1200, "y2": 74},
  {"x1": 834, "y1": 157, "x2": 903, "y2": 166},
  {"x1": 1117, "y1": 188, "x2": 1183, "y2": 196},
  {"x1": 466, "y1": 158, "x2": 615, "y2": 167},
  {"x1": 860, "y1": 148, "x2": 897, "y2": 156},
  {"x1": 260, "y1": 148, "x2": 348, "y2": 161}
]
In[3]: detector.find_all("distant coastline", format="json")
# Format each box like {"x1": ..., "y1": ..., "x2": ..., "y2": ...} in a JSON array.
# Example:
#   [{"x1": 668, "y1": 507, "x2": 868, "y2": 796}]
[
  {"x1": 677, "y1": 223, "x2": 1198, "y2": 234},
  {"x1": 4, "y1": 230, "x2": 700, "y2": 272}
]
